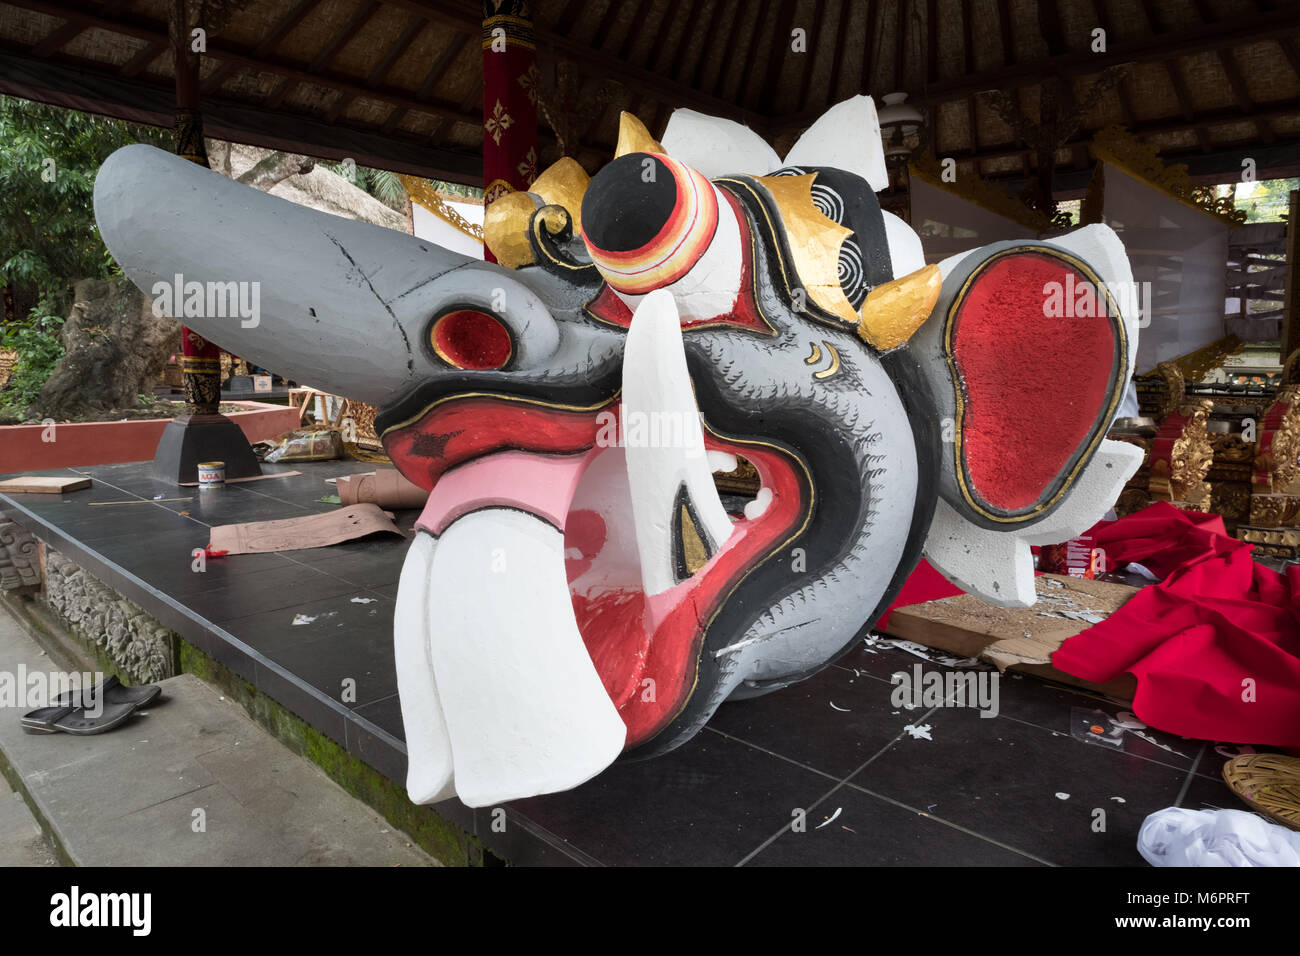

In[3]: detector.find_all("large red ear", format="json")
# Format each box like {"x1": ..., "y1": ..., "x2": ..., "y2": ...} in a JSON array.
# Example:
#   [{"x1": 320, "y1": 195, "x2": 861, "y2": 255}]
[{"x1": 932, "y1": 244, "x2": 1128, "y2": 526}]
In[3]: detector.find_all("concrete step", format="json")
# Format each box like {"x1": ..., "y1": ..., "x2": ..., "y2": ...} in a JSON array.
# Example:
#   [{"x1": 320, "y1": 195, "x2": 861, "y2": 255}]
[
  {"x1": 0, "y1": 774, "x2": 58, "y2": 866},
  {"x1": 0, "y1": 601, "x2": 436, "y2": 866}
]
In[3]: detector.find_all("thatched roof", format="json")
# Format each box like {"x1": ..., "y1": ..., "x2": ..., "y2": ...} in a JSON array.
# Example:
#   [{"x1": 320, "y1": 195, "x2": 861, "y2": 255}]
[{"x1": 1, "y1": 0, "x2": 1297, "y2": 185}]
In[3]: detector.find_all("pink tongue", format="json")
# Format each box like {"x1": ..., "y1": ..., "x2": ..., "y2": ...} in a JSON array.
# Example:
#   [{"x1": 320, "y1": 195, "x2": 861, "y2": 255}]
[{"x1": 416, "y1": 449, "x2": 593, "y2": 537}]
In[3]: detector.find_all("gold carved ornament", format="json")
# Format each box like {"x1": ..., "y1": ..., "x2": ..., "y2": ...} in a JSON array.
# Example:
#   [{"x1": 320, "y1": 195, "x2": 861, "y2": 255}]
[
  {"x1": 398, "y1": 174, "x2": 484, "y2": 244},
  {"x1": 907, "y1": 153, "x2": 1053, "y2": 233},
  {"x1": 1148, "y1": 400, "x2": 1213, "y2": 510},
  {"x1": 1090, "y1": 126, "x2": 1247, "y2": 227},
  {"x1": 484, "y1": 112, "x2": 940, "y2": 352}
]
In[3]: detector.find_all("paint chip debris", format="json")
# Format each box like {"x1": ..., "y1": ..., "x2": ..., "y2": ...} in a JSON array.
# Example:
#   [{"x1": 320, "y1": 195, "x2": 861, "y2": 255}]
[
  {"x1": 291, "y1": 614, "x2": 317, "y2": 626},
  {"x1": 1055, "y1": 792, "x2": 1070, "y2": 800},
  {"x1": 814, "y1": 807, "x2": 842, "y2": 829},
  {"x1": 350, "y1": 597, "x2": 378, "y2": 604},
  {"x1": 904, "y1": 723, "x2": 933, "y2": 740},
  {"x1": 1111, "y1": 796, "x2": 1126, "y2": 804}
]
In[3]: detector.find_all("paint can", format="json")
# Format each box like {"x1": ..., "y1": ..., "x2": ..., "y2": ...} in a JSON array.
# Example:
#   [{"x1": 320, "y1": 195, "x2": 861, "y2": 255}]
[{"x1": 197, "y1": 461, "x2": 226, "y2": 486}]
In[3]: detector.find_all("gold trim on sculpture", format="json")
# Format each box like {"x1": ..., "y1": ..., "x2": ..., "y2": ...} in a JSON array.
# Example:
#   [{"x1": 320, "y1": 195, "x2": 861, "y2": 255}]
[
  {"x1": 483, "y1": 158, "x2": 591, "y2": 269},
  {"x1": 857, "y1": 264, "x2": 942, "y2": 352},
  {"x1": 614, "y1": 112, "x2": 664, "y2": 159},
  {"x1": 813, "y1": 342, "x2": 841, "y2": 380},
  {"x1": 945, "y1": 246, "x2": 1128, "y2": 523},
  {"x1": 484, "y1": 191, "x2": 541, "y2": 268},
  {"x1": 754, "y1": 174, "x2": 859, "y2": 325}
]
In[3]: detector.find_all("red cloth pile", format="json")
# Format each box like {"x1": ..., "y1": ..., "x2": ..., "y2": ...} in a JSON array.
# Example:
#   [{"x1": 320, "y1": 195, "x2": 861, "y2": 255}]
[{"x1": 1053, "y1": 502, "x2": 1300, "y2": 748}]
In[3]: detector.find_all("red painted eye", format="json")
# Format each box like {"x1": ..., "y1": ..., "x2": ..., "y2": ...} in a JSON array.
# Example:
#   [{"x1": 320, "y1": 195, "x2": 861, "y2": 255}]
[{"x1": 430, "y1": 309, "x2": 512, "y2": 370}]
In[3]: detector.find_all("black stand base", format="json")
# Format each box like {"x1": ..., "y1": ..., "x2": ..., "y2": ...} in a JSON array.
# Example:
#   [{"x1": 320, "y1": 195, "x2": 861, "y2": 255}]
[{"x1": 152, "y1": 414, "x2": 262, "y2": 485}]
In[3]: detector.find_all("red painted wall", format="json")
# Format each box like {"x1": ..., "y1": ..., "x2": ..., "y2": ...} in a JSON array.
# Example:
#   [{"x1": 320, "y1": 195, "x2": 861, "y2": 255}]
[{"x1": 0, "y1": 402, "x2": 302, "y2": 475}]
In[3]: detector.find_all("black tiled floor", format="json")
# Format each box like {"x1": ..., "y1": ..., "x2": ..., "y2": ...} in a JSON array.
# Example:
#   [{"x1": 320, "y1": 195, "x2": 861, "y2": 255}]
[
  {"x1": 512, "y1": 730, "x2": 839, "y2": 866},
  {"x1": 847, "y1": 704, "x2": 1189, "y2": 866},
  {"x1": 708, "y1": 663, "x2": 916, "y2": 780},
  {"x1": 746, "y1": 784, "x2": 1043, "y2": 866},
  {"x1": 0, "y1": 460, "x2": 1252, "y2": 867}
]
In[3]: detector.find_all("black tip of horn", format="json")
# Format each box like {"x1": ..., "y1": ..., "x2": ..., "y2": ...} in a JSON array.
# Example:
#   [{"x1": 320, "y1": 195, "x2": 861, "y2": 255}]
[{"x1": 580, "y1": 152, "x2": 678, "y2": 254}]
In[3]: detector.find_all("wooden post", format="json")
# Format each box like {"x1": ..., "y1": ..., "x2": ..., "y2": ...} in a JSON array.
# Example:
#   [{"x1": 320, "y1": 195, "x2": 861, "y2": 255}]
[
  {"x1": 481, "y1": 0, "x2": 539, "y2": 262},
  {"x1": 170, "y1": 0, "x2": 220, "y2": 417},
  {"x1": 148, "y1": 0, "x2": 260, "y2": 482},
  {"x1": 1283, "y1": 190, "x2": 1299, "y2": 359}
]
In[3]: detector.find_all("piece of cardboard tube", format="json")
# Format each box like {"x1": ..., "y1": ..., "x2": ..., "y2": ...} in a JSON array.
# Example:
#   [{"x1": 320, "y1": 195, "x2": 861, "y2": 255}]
[{"x1": 336, "y1": 469, "x2": 430, "y2": 509}]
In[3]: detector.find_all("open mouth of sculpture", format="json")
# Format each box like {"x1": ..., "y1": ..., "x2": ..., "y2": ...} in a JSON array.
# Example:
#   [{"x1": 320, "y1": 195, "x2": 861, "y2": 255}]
[{"x1": 384, "y1": 394, "x2": 806, "y2": 750}]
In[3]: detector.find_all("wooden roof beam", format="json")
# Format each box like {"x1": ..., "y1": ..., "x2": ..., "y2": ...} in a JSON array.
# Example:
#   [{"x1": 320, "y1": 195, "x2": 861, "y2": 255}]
[
  {"x1": 827, "y1": 0, "x2": 851, "y2": 104},
  {"x1": 327, "y1": 12, "x2": 428, "y2": 123},
  {"x1": 893, "y1": 0, "x2": 908, "y2": 94},
  {"x1": 943, "y1": 96, "x2": 1300, "y2": 165},
  {"x1": 615, "y1": 0, "x2": 659, "y2": 62},
  {"x1": 4, "y1": 0, "x2": 477, "y2": 127},
  {"x1": 120, "y1": 39, "x2": 163, "y2": 78},
  {"x1": 776, "y1": 3, "x2": 1300, "y2": 127},
  {"x1": 860, "y1": 0, "x2": 881, "y2": 95},
  {"x1": 707, "y1": 0, "x2": 746, "y2": 97},
  {"x1": 731, "y1": 1, "x2": 771, "y2": 106},
  {"x1": 381, "y1": 30, "x2": 468, "y2": 135},
  {"x1": 669, "y1": 0, "x2": 712, "y2": 83},
  {"x1": 926, "y1": 0, "x2": 938, "y2": 84},
  {"x1": 202, "y1": 0, "x2": 324, "y2": 93},
  {"x1": 759, "y1": 0, "x2": 799, "y2": 111},
  {"x1": 1165, "y1": 59, "x2": 1212, "y2": 152}
]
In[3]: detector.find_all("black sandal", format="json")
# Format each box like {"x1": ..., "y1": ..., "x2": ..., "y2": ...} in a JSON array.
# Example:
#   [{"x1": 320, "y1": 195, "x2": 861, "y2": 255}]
[{"x1": 21, "y1": 675, "x2": 162, "y2": 735}]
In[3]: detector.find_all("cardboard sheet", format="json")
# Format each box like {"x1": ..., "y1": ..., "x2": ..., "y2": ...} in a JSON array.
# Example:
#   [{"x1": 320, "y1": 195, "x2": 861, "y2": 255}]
[
  {"x1": 885, "y1": 573, "x2": 1140, "y2": 699},
  {"x1": 208, "y1": 503, "x2": 403, "y2": 555}
]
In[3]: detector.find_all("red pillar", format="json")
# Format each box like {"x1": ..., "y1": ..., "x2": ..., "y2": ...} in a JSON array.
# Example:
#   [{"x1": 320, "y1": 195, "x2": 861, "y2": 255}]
[
  {"x1": 482, "y1": 0, "x2": 539, "y2": 262},
  {"x1": 171, "y1": 1, "x2": 221, "y2": 415}
]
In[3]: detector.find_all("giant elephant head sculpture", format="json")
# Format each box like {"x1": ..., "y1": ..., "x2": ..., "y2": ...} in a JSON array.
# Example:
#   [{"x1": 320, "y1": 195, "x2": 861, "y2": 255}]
[{"x1": 95, "y1": 96, "x2": 1141, "y2": 807}]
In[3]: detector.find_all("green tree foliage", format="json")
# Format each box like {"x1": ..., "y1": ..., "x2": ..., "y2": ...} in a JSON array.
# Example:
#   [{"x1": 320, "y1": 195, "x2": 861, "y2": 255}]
[
  {"x1": 0, "y1": 95, "x2": 169, "y2": 411},
  {"x1": 0, "y1": 95, "x2": 169, "y2": 299}
]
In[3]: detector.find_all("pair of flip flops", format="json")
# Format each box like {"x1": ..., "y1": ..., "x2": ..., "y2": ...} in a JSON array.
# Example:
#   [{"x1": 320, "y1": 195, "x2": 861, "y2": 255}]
[{"x1": 21, "y1": 675, "x2": 161, "y2": 736}]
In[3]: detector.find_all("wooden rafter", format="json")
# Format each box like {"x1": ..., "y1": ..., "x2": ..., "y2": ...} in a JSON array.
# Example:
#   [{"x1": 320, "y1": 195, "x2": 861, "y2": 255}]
[
  {"x1": 998, "y1": 0, "x2": 1016, "y2": 63},
  {"x1": 381, "y1": 30, "x2": 467, "y2": 134},
  {"x1": 202, "y1": 0, "x2": 324, "y2": 93},
  {"x1": 265, "y1": 0, "x2": 382, "y2": 110},
  {"x1": 615, "y1": 0, "x2": 658, "y2": 62},
  {"x1": 827, "y1": 0, "x2": 850, "y2": 104},
  {"x1": 688, "y1": 0, "x2": 724, "y2": 89},
  {"x1": 120, "y1": 39, "x2": 164, "y2": 77},
  {"x1": 707, "y1": 0, "x2": 746, "y2": 97},
  {"x1": 731, "y1": 2, "x2": 770, "y2": 105},
  {"x1": 798, "y1": 0, "x2": 825, "y2": 110},
  {"x1": 669, "y1": 0, "x2": 712, "y2": 82},
  {"x1": 326, "y1": 11, "x2": 427, "y2": 123},
  {"x1": 860, "y1": 0, "x2": 882, "y2": 95},
  {"x1": 925, "y1": 0, "x2": 938, "y2": 85},
  {"x1": 893, "y1": 0, "x2": 907, "y2": 94},
  {"x1": 758, "y1": 0, "x2": 798, "y2": 111}
]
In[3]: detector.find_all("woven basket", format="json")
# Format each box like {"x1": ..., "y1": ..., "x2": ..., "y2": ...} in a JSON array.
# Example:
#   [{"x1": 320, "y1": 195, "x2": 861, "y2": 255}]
[{"x1": 1222, "y1": 753, "x2": 1300, "y2": 832}]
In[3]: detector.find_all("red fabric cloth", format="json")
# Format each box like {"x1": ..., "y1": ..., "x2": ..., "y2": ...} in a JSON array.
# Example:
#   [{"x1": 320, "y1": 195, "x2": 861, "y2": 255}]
[
  {"x1": 874, "y1": 559, "x2": 965, "y2": 631},
  {"x1": 1053, "y1": 502, "x2": 1300, "y2": 747}
]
